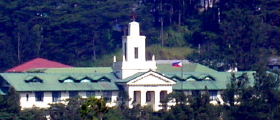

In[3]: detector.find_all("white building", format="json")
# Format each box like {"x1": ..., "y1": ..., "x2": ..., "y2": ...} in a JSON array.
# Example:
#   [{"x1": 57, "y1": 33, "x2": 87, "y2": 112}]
[{"x1": 0, "y1": 21, "x2": 255, "y2": 111}]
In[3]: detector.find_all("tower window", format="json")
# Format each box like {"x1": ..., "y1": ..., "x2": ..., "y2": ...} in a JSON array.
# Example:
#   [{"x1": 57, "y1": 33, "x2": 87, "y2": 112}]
[
  {"x1": 124, "y1": 42, "x2": 127, "y2": 60},
  {"x1": 134, "y1": 47, "x2": 138, "y2": 59}
]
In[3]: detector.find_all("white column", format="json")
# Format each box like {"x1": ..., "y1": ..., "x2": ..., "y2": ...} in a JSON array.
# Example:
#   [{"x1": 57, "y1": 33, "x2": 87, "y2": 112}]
[
  {"x1": 128, "y1": 90, "x2": 134, "y2": 108},
  {"x1": 154, "y1": 90, "x2": 160, "y2": 111},
  {"x1": 140, "y1": 90, "x2": 146, "y2": 106}
]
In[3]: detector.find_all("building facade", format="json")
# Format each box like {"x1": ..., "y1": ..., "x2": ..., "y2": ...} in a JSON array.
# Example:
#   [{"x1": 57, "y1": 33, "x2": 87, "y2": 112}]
[{"x1": 0, "y1": 21, "x2": 255, "y2": 111}]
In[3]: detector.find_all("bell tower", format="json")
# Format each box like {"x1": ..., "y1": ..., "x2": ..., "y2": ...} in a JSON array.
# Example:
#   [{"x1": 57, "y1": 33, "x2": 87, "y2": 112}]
[
  {"x1": 113, "y1": 21, "x2": 157, "y2": 79},
  {"x1": 123, "y1": 21, "x2": 146, "y2": 62}
]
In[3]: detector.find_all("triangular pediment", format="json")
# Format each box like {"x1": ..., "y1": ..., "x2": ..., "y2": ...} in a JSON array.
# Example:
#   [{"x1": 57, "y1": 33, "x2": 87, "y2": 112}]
[{"x1": 127, "y1": 71, "x2": 176, "y2": 86}]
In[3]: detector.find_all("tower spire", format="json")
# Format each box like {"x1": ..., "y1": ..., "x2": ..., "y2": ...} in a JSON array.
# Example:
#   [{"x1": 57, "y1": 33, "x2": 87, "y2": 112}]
[{"x1": 113, "y1": 21, "x2": 157, "y2": 79}]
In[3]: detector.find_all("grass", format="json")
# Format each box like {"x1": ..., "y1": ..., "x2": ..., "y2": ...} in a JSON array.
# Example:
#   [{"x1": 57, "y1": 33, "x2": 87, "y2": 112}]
[{"x1": 90, "y1": 45, "x2": 194, "y2": 67}]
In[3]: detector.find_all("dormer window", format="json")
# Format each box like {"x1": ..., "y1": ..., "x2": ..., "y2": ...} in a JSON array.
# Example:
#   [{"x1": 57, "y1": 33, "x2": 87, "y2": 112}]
[
  {"x1": 204, "y1": 77, "x2": 212, "y2": 80},
  {"x1": 80, "y1": 76, "x2": 93, "y2": 83},
  {"x1": 186, "y1": 78, "x2": 196, "y2": 81},
  {"x1": 98, "y1": 77, "x2": 110, "y2": 82},
  {"x1": 199, "y1": 75, "x2": 215, "y2": 81},
  {"x1": 64, "y1": 79, "x2": 74, "y2": 83},
  {"x1": 186, "y1": 76, "x2": 198, "y2": 81},
  {"x1": 59, "y1": 76, "x2": 76, "y2": 83},
  {"x1": 24, "y1": 76, "x2": 43, "y2": 83},
  {"x1": 81, "y1": 79, "x2": 91, "y2": 83}
]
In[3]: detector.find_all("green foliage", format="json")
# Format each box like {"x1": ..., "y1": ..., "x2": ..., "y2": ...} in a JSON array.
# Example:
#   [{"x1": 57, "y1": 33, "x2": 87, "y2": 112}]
[
  {"x1": 223, "y1": 70, "x2": 280, "y2": 120},
  {"x1": 81, "y1": 97, "x2": 109, "y2": 120},
  {"x1": 103, "y1": 108, "x2": 126, "y2": 120},
  {"x1": 0, "y1": 88, "x2": 20, "y2": 120},
  {"x1": 49, "y1": 103, "x2": 68, "y2": 120},
  {"x1": 19, "y1": 107, "x2": 47, "y2": 120},
  {"x1": 0, "y1": 0, "x2": 277, "y2": 72},
  {"x1": 49, "y1": 97, "x2": 83, "y2": 120},
  {"x1": 146, "y1": 45, "x2": 193, "y2": 60},
  {"x1": 188, "y1": 0, "x2": 280, "y2": 71},
  {"x1": 163, "y1": 26, "x2": 192, "y2": 47},
  {"x1": 164, "y1": 91, "x2": 221, "y2": 120},
  {"x1": 121, "y1": 105, "x2": 155, "y2": 120},
  {"x1": 92, "y1": 45, "x2": 193, "y2": 67}
]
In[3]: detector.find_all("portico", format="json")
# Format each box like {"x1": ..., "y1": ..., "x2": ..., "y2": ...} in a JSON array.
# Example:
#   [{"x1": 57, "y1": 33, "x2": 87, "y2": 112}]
[{"x1": 126, "y1": 71, "x2": 176, "y2": 111}]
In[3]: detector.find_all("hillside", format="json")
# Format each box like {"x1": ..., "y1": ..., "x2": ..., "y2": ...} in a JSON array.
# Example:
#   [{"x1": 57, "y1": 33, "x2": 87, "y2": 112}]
[{"x1": 90, "y1": 45, "x2": 194, "y2": 67}]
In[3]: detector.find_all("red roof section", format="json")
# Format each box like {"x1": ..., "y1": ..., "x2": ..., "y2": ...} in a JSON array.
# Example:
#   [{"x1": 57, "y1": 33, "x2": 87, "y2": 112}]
[{"x1": 6, "y1": 58, "x2": 73, "y2": 72}]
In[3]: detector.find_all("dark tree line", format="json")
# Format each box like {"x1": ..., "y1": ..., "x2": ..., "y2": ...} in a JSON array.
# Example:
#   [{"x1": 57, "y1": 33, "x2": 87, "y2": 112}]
[{"x1": 0, "y1": 0, "x2": 279, "y2": 71}]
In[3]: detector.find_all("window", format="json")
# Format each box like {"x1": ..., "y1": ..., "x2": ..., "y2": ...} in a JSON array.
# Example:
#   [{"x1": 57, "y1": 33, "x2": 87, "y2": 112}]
[
  {"x1": 26, "y1": 94, "x2": 29, "y2": 101},
  {"x1": 52, "y1": 91, "x2": 61, "y2": 102},
  {"x1": 86, "y1": 91, "x2": 95, "y2": 98},
  {"x1": 69, "y1": 91, "x2": 79, "y2": 98},
  {"x1": 133, "y1": 91, "x2": 137, "y2": 101},
  {"x1": 192, "y1": 90, "x2": 201, "y2": 97},
  {"x1": 35, "y1": 92, "x2": 44, "y2": 101},
  {"x1": 134, "y1": 47, "x2": 138, "y2": 59},
  {"x1": 103, "y1": 91, "x2": 112, "y2": 103},
  {"x1": 133, "y1": 91, "x2": 141, "y2": 104},
  {"x1": 146, "y1": 91, "x2": 152, "y2": 102},
  {"x1": 160, "y1": 91, "x2": 167, "y2": 103},
  {"x1": 209, "y1": 90, "x2": 218, "y2": 101}
]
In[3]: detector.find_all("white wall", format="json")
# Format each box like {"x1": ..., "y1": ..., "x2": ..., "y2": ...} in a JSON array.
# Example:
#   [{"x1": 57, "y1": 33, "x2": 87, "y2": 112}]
[{"x1": 19, "y1": 91, "x2": 118, "y2": 109}]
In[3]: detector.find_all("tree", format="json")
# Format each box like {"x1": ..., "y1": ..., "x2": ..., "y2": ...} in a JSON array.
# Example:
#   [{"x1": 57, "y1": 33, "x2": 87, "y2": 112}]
[
  {"x1": 81, "y1": 97, "x2": 109, "y2": 120},
  {"x1": 0, "y1": 88, "x2": 21, "y2": 120},
  {"x1": 222, "y1": 68, "x2": 280, "y2": 120},
  {"x1": 49, "y1": 97, "x2": 83, "y2": 120},
  {"x1": 103, "y1": 108, "x2": 126, "y2": 120},
  {"x1": 19, "y1": 107, "x2": 47, "y2": 120},
  {"x1": 49, "y1": 103, "x2": 68, "y2": 120}
]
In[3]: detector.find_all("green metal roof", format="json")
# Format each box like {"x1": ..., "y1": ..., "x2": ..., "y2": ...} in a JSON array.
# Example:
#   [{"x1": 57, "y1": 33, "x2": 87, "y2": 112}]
[
  {"x1": 0, "y1": 63, "x2": 256, "y2": 92},
  {"x1": 0, "y1": 73, "x2": 119, "y2": 92},
  {"x1": 27, "y1": 67, "x2": 113, "y2": 73},
  {"x1": 117, "y1": 72, "x2": 146, "y2": 83},
  {"x1": 170, "y1": 71, "x2": 255, "y2": 90},
  {"x1": 157, "y1": 63, "x2": 217, "y2": 73}
]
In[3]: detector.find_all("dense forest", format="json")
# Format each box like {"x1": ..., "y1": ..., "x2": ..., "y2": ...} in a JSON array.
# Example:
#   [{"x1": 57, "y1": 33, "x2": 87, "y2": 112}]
[{"x1": 0, "y1": 0, "x2": 279, "y2": 71}]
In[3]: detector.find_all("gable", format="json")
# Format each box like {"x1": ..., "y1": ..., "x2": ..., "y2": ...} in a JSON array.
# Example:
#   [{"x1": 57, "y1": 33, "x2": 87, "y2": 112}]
[{"x1": 127, "y1": 71, "x2": 176, "y2": 86}]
